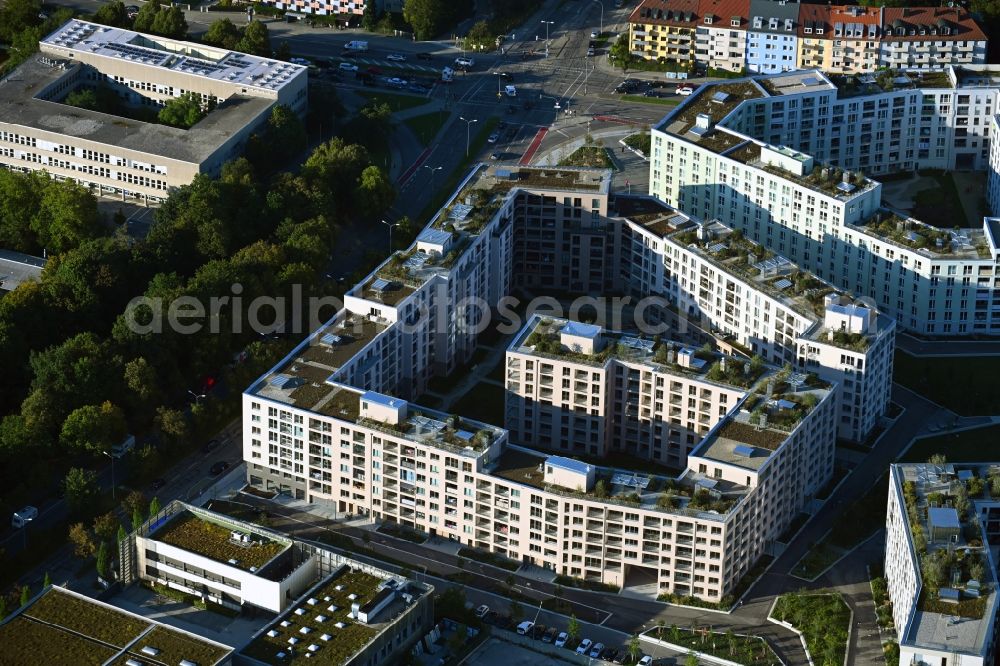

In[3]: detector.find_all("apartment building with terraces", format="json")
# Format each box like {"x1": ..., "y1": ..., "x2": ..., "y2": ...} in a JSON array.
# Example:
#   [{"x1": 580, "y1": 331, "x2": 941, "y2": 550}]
[
  {"x1": 239, "y1": 163, "x2": 893, "y2": 602},
  {"x1": 649, "y1": 68, "x2": 1000, "y2": 337},
  {"x1": 885, "y1": 463, "x2": 1000, "y2": 666},
  {"x1": 0, "y1": 19, "x2": 306, "y2": 202}
]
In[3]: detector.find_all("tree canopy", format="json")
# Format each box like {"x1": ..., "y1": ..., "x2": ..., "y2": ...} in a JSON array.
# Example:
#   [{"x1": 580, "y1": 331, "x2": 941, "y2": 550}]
[
  {"x1": 158, "y1": 93, "x2": 208, "y2": 129},
  {"x1": 132, "y1": 0, "x2": 187, "y2": 38}
]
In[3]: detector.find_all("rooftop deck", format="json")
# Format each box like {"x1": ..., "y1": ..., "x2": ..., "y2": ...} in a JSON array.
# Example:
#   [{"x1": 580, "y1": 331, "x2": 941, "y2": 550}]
[
  {"x1": 854, "y1": 210, "x2": 992, "y2": 259},
  {"x1": 830, "y1": 70, "x2": 955, "y2": 98},
  {"x1": 895, "y1": 463, "x2": 1000, "y2": 657},
  {"x1": 659, "y1": 80, "x2": 764, "y2": 152}
]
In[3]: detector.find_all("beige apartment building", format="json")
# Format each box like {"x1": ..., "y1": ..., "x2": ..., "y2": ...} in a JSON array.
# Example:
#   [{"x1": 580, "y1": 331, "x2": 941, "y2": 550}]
[{"x1": 0, "y1": 20, "x2": 307, "y2": 202}]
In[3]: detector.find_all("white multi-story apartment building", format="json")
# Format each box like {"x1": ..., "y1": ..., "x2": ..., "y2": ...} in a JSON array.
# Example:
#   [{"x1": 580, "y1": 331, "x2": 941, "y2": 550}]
[
  {"x1": 240, "y1": 163, "x2": 884, "y2": 603},
  {"x1": 695, "y1": 0, "x2": 749, "y2": 73},
  {"x1": 649, "y1": 68, "x2": 1000, "y2": 336},
  {"x1": 0, "y1": 20, "x2": 307, "y2": 202},
  {"x1": 745, "y1": 0, "x2": 799, "y2": 74},
  {"x1": 885, "y1": 463, "x2": 1000, "y2": 666}
]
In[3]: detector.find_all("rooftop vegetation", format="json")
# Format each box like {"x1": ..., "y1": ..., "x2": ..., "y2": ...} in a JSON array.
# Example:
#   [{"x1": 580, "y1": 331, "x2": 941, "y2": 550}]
[
  {"x1": 649, "y1": 624, "x2": 780, "y2": 666},
  {"x1": 864, "y1": 213, "x2": 953, "y2": 253},
  {"x1": 25, "y1": 587, "x2": 149, "y2": 647},
  {"x1": 0, "y1": 616, "x2": 118, "y2": 665},
  {"x1": 761, "y1": 162, "x2": 870, "y2": 198},
  {"x1": 131, "y1": 626, "x2": 230, "y2": 666},
  {"x1": 558, "y1": 145, "x2": 614, "y2": 169},
  {"x1": 242, "y1": 569, "x2": 381, "y2": 665},
  {"x1": 772, "y1": 592, "x2": 850, "y2": 666},
  {"x1": 153, "y1": 512, "x2": 285, "y2": 571}
]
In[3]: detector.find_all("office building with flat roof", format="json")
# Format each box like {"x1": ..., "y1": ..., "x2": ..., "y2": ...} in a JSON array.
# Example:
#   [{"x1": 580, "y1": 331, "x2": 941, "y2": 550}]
[{"x1": 0, "y1": 19, "x2": 307, "y2": 202}]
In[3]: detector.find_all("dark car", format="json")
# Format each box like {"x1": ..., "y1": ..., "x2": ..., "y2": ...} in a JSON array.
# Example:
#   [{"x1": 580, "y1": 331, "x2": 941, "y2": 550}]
[
  {"x1": 209, "y1": 461, "x2": 230, "y2": 476},
  {"x1": 151, "y1": 478, "x2": 166, "y2": 491},
  {"x1": 542, "y1": 627, "x2": 558, "y2": 643},
  {"x1": 494, "y1": 614, "x2": 511, "y2": 629},
  {"x1": 483, "y1": 610, "x2": 499, "y2": 625},
  {"x1": 416, "y1": 52, "x2": 433, "y2": 60},
  {"x1": 203, "y1": 438, "x2": 219, "y2": 453},
  {"x1": 602, "y1": 647, "x2": 619, "y2": 662},
  {"x1": 612, "y1": 647, "x2": 629, "y2": 663},
  {"x1": 532, "y1": 624, "x2": 547, "y2": 640}
]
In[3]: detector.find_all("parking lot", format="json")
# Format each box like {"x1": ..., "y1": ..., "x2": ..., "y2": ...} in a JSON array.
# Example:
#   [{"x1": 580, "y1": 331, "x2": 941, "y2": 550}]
[{"x1": 469, "y1": 637, "x2": 576, "y2": 666}]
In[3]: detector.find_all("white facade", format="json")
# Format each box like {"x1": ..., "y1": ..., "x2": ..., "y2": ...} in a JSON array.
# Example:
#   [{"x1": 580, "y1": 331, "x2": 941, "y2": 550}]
[
  {"x1": 696, "y1": 22, "x2": 748, "y2": 72},
  {"x1": 745, "y1": 1, "x2": 799, "y2": 74},
  {"x1": 649, "y1": 69, "x2": 1000, "y2": 337}
]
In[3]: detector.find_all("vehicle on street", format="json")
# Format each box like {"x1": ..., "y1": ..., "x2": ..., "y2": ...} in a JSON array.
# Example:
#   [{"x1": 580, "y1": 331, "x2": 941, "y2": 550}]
[
  {"x1": 554, "y1": 632, "x2": 569, "y2": 647},
  {"x1": 343, "y1": 40, "x2": 369, "y2": 53},
  {"x1": 203, "y1": 438, "x2": 219, "y2": 453},
  {"x1": 589, "y1": 643, "x2": 605, "y2": 658},
  {"x1": 542, "y1": 627, "x2": 557, "y2": 643},
  {"x1": 339, "y1": 62, "x2": 359, "y2": 72},
  {"x1": 487, "y1": 132, "x2": 500, "y2": 144},
  {"x1": 591, "y1": 30, "x2": 599, "y2": 38},
  {"x1": 676, "y1": 85, "x2": 695, "y2": 95},
  {"x1": 455, "y1": 56, "x2": 475, "y2": 69},
  {"x1": 532, "y1": 624, "x2": 548, "y2": 640},
  {"x1": 587, "y1": 47, "x2": 595, "y2": 56},
  {"x1": 576, "y1": 639, "x2": 593, "y2": 655},
  {"x1": 490, "y1": 151, "x2": 501, "y2": 160},
  {"x1": 515, "y1": 620, "x2": 534, "y2": 635},
  {"x1": 11, "y1": 506, "x2": 38, "y2": 529},
  {"x1": 643, "y1": 89, "x2": 660, "y2": 97},
  {"x1": 504, "y1": 84, "x2": 517, "y2": 97},
  {"x1": 151, "y1": 478, "x2": 166, "y2": 491},
  {"x1": 290, "y1": 57, "x2": 310, "y2": 66},
  {"x1": 417, "y1": 52, "x2": 433, "y2": 60},
  {"x1": 387, "y1": 77, "x2": 407, "y2": 87},
  {"x1": 209, "y1": 461, "x2": 231, "y2": 476},
  {"x1": 602, "y1": 647, "x2": 618, "y2": 661},
  {"x1": 484, "y1": 610, "x2": 499, "y2": 624},
  {"x1": 638, "y1": 656, "x2": 654, "y2": 666},
  {"x1": 474, "y1": 605, "x2": 489, "y2": 618},
  {"x1": 441, "y1": 66, "x2": 454, "y2": 82},
  {"x1": 386, "y1": 53, "x2": 406, "y2": 62},
  {"x1": 126, "y1": 5, "x2": 139, "y2": 18}
]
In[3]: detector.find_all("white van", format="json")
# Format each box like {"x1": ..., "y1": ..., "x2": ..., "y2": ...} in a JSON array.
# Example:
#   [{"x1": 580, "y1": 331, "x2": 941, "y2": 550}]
[
  {"x1": 441, "y1": 66, "x2": 455, "y2": 82},
  {"x1": 12, "y1": 506, "x2": 38, "y2": 529},
  {"x1": 455, "y1": 56, "x2": 475, "y2": 69},
  {"x1": 504, "y1": 84, "x2": 517, "y2": 97}
]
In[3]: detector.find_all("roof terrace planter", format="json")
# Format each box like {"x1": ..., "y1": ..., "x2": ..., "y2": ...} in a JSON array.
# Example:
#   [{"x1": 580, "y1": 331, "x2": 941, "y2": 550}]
[
  {"x1": 25, "y1": 588, "x2": 150, "y2": 647},
  {"x1": 863, "y1": 213, "x2": 955, "y2": 254},
  {"x1": 759, "y1": 162, "x2": 871, "y2": 198},
  {"x1": 0, "y1": 616, "x2": 119, "y2": 665},
  {"x1": 717, "y1": 419, "x2": 786, "y2": 450},
  {"x1": 824, "y1": 328, "x2": 871, "y2": 352},
  {"x1": 131, "y1": 626, "x2": 231, "y2": 666}
]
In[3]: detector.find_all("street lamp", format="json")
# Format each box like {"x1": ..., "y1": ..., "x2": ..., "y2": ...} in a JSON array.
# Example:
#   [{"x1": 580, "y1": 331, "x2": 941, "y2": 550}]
[
  {"x1": 187, "y1": 390, "x2": 206, "y2": 405},
  {"x1": 421, "y1": 165, "x2": 442, "y2": 190},
  {"x1": 590, "y1": 0, "x2": 604, "y2": 36},
  {"x1": 540, "y1": 20, "x2": 554, "y2": 56},
  {"x1": 459, "y1": 116, "x2": 478, "y2": 157},
  {"x1": 493, "y1": 71, "x2": 505, "y2": 99},
  {"x1": 102, "y1": 450, "x2": 116, "y2": 501},
  {"x1": 381, "y1": 219, "x2": 399, "y2": 253}
]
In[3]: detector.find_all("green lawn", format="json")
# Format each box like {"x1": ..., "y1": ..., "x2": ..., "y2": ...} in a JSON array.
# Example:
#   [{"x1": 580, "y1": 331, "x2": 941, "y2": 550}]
[
  {"x1": 558, "y1": 146, "x2": 614, "y2": 169},
  {"x1": 356, "y1": 91, "x2": 430, "y2": 112},
  {"x1": 791, "y1": 542, "x2": 844, "y2": 580},
  {"x1": 620, "y1": 94, "x2": 681, "y2": 107},
  {"x1": 893, "y1": 350, "x2": 1000, "y2": 415},
  {"x1": 900, "y1": 424, "x2": 1000, "y2": 463},
  {"x1": 772, "y1": 593, "x2": 850, "y2": 666},
  {"x1": 404, "y1": 109, "x2": 449, "y2": 145},
  {"x1": 450, "y1": 380, "x2": 506, "y2": 427}
]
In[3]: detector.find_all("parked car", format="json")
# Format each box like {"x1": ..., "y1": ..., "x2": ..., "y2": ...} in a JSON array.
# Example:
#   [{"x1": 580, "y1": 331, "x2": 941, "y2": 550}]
[
  {"x1": 387, "y1": 77, "x2": 407, "y2": 87},
  {"x1": 386, "y1": 53, "x2": 407, "y2": 62},
  {"x1": 455, "y1": 56, "x2": 475, "y2": 68},
  {"x1": 484, "y1": 610, "x2": 499, "y2": 625},
  {"x1": 366, "y1": 65, "x2": 382, "y2": 75},
  {"x1": 487, "y1": 132, "x2": 500, "y2": 144},
  {"x1": 339, "y1": 62, "x2": 359, "y2": 72},
  {"x1": 590, "y1": 30, "x2": 599, "y2": 38},
  {"x1": 289, "y1": 57, "x2": 310, "y2": 66},
  {"x1": 554, "y1": 631, "x2": 569, "y2": 648},
  {"x1": 589, "y1": 643, "x2": 605, "y2": 659},
  {"x1": 490, "y1": 151, "x2": 501, "y2": 160},
  {"x1": 474, "y1": 605, "x2": 489, "y2": 618},
  {"x1": 209, "y1": 460, "x2": 230, "y2": 476},
  {"x1": 576, "y1": 639, "x2": 593, "y2": 655},
  {"x1": 203, "y1": 438, "x2": 219, "y2": 453},
  {"x1": 532, "y1": 624, "x2": 548, "y2": 640},
  {"x1": 504, "y1": 84, "x2": 517, "y2": 97},
  {"x1": 542, "y1": 627, "x2": 558, "y2": 643},
  {"x1": 676, "y1": 85, "x2": 695, "y2": 95},
  {"x1": 601, "y1": 647, "x2": 618, "y2": 661},
  {"x1": 587, "y1": 47, "x2": 595, "y2": 57},
  {"x1": 638, "y1": 657, "x2": 654, "y2": 666},
  {"x1": 612, "y1": 647, "x2": 629, "y2": 663},
  {"x1": 494, "y1": 614, "x2": 511, "y2": 629},
  {"x1": 515, "y1": 620, "x2": 534, "y2": 635}
]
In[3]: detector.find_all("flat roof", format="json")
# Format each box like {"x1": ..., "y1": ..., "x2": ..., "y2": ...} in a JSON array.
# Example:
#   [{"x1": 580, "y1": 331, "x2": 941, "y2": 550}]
[
  {"x1": 0, "y1": 249, "x2": 46, "y2": 291},
  {"x1": 42, "y1": 19, "x2": 305, "y2": 94},
  {"x1": 0, "y1": 56, "x2": 274, "y2": 165},
  {"x1": 148, "y1": 509, "x2": 290, "y2": 571},
  {"x1": 546, "y1": 455, "x2": 593, "y2": 475},
  {"x1": 928, "y1": 506, "x2": 961, "y2": 529},
  {"x1": 757, "y1": 70, "x2": 836, "y2": 96},
  {"x1": 0, "y1": 586, "x2": 231, "y2": 666},
  {"x1": 561, "y1": 321, "x2": 601, "y2": 339},
  {"x1": 360, "y1": 391, "x2": 405, "y2": 409}
]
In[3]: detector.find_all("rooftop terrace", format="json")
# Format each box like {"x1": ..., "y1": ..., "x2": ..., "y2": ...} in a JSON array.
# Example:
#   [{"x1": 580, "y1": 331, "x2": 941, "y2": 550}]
[
  {"x1": 894, "y1": 463, "x2": 1000, "y2": 657},
  {"x1": 757, "y1": 70, "x2": 836, "y2": 97},
  {"x1": 491, "y1": 446, "x2": 746, "y2": 517},
  {"x1": 149, "y1": 510, "x2": 289, "y2": 571},
  {"x1": 830, "y1": 69, "x2": 954, "y2": 98},
  {"x1": 856, "y1": 210, "x2": 992, "y2": 259},
  {"x1": 659, "y1": 80, "x2": 764, "y2": 152}
]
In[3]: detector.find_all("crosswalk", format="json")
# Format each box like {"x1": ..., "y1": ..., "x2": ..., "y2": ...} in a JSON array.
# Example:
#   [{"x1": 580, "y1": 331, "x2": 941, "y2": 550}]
[{"x1": 331, "y1": 56, "x2": 442, "y2": 74}]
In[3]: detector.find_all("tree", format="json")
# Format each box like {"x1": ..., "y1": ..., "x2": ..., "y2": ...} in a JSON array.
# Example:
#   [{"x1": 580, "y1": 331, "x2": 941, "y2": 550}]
[
  {"x1": 117, "y1": 524, "x2": 128, "y2": 544},
  {"x1": 609, "y1": 34, "x2": 631, "y2": 72},
  {"x1": 151, "y1": 4, "x2": 187, "y2": 38},
  {"x1": 0, "y1": 596, "x2": 6, "y2": 620},
  {"x1": 154, "y1": 406, "x2": 188, "y2": 444},
  {"x1": 19, "y1": 585, "x2": 30, "y2": 608},
  {"x1": 921, "y1": 552, "x2": 946, "y2": 593},
  {"x1": 32, "y1": 176, "x2": 103, "y2": 253},
  {"x1": 275, "y1": 41, "x2": 291, "y2": 62},
  {"x1": 92, "y1": 0, "x2": 130, "y2": 28},
  {"x1": 121, "y1": 489, "x2": 145, "y2": 520},
  {"x1": 567, "y1": 614, "x2": 580, "y2": 641},
  {"x1": 93, "y1": 511, "x2": 119, "y2": 543},
  {"x1": 236, "y1": 20, "x2": 271, "y2": 56},
  {"x1": 60, "y1": 402, "x2": 128, "y2": 454},
  {"x1": 628, "y1": 634, "x2": 642, "y2": 661},
  {"x1": 63, "y1": 467, "x2": 99, "y2": 514},
  {"x1": 66, "y1": 88, "x2": 99, "y2": 110},
  {"x1": 448, "y1": 623, "x2": 467, "y2": 654},
  {"x1": 158, "y1": 93, "x2": 206, "y2": 129},
  {"x1": 463, "y1": 20, "x2": 492, "y2": 51},
  {"x1": 403, "y1": 0, "x2": 447, "y2": 40},
  {"x1": 149, "y1": 496, "x2": 161, "y2": 517},
  {"x1": 42, "y1": 572, "x2": 51, "y2": 588},
  {"x1": 355, "y1": 166, "x2": 396, "y2": 217},
  {"x1": 124, "y1": 357, "x2": 158, "y2": 402},
  {"x1": 132, "y1": 505, "x2": 144, "y2": 531},
  {"x1": 69, "y1": 522, "x2": 96, "y2": 559},
  {"x1": 362, "y1": 2, "x2": 379, "y2": 30},
  {"x1": 0, "y1": 0, "x2": 42, "y2": 43},
  {"x1": 203, "y1": 18, "x2": 241, "y2": 49},
  {"x1": 96, "y1": 541, "x2": 109, "y2": 579},
  {"x1": 684, "y1": 653, "x2": 700, "y2": 666}
]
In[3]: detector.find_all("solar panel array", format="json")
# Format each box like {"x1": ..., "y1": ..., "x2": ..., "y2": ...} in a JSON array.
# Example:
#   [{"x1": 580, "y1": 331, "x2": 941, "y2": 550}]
[
  {"x1": 102, "y1": 42, "x2": 170, "y2": 65},
  {"x1": 754, "y1": 256, "x2": 792, "y2": 273},
  {"x1": 403, "y1": 253, "x2": 429, "y2": 271},
  {"x1": 320, "y1": 333, "x2": 342, "y2": 345},
  {"x1": 620, "y1": 336, "x2": 654, "y2": 353},
  {"x1": 707, "y1": 242, "x2": 726, "y2": 254},
  {"x1": 611, "y1": 472, "x2": 650, "y2": 489},
  {"x1": 733, "y1": 444, "x2": 755, "y2": 457},
  {"x1": 270, "y1": 374, "x2": 294, "y2": 388},
  {"x1": 774, "y1": 278, "x2": 793, "y2": 290},
  {"x1": 371, "y1": 278, "x2": 391, "y2": 292},
  {"x1": 449, "y1": 203, "x2": 473, "y2": 222}
]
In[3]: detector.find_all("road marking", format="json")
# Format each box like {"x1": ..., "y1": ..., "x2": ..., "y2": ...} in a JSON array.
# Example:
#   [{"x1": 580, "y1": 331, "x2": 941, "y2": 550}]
[
  {"x1": 397, "y1": 146, "x2": 433, "y2": 187},
  {"x1": 519, "y1": 127, "x2": 548, "y2": 165}
]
